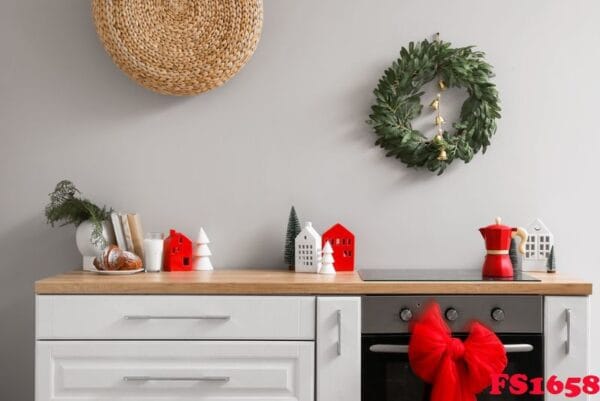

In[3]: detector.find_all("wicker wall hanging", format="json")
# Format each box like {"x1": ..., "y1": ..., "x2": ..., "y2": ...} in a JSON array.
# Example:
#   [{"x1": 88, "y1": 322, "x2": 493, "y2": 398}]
[{"x1": 92, "y1": 0, "x2": 263, "y2": 96}]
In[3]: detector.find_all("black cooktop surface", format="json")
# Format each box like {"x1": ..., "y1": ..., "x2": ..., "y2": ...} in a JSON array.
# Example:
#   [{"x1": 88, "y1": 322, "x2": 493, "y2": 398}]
[{"x1": 358, "y1": 268, "x2": 540, "y2": 282}]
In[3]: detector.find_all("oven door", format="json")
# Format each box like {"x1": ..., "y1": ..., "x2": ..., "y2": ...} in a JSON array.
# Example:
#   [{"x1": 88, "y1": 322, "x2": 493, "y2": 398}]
[{"x1": 362, "y1": 333, "x2": 544, "y2": 401}]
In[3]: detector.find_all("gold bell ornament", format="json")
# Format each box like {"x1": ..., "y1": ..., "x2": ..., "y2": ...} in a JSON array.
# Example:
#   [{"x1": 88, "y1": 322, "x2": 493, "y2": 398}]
[
  {"x1": 438, "y1": 80, "x2": 447, "y2": 91},
  {"x1": 437, "y1": 148, "x2": 448, "y2": 161},
  {"x1": 429, "y1": 94, "x2": 440, "y2": 110},
  {"x1": 435, "y1": 115, "x2": 445, "y2": 126}
]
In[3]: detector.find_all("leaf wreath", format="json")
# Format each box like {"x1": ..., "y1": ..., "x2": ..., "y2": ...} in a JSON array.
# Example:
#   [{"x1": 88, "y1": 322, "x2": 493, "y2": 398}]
[{"x1": 367, "y1": 39, "x2": 501, "y2": 175}]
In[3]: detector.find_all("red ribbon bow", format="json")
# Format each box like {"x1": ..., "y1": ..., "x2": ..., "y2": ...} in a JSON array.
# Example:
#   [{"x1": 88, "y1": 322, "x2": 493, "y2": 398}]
[{"x1": 408, "y1": 303, "x2": 508, "y2": 401}]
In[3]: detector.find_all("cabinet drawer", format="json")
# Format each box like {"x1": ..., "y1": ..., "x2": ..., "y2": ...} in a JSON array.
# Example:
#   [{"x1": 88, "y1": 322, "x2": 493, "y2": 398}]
[
  {"x1": 36, "y1": 295, "x2": 315, "y2": 340},
  {"x1": 36, "y1": 341, "x2": 314, "y2": 401}
]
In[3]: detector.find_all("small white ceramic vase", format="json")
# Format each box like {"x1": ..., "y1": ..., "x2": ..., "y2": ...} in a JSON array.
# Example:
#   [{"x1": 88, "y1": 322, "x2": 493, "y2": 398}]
[{"x1": 75, "y1": 220, "x2": 115, "y2": 271}]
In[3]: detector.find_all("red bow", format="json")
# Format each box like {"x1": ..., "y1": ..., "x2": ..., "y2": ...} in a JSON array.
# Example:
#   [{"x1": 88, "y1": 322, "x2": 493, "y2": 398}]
[{"x1": 408, "y1": 303, "x2": 507, "y2": 401}]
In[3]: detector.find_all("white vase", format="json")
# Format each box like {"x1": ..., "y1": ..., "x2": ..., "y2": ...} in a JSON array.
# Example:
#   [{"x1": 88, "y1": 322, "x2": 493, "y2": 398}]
[{"x1": 75, "y1": 220, "x2": 115, "y2": 271}]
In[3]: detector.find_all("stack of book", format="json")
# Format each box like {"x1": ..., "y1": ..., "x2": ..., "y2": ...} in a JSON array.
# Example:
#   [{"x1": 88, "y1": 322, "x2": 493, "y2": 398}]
[{"x1": 110, "y1": 212, "x2": 145, "y2": 258}]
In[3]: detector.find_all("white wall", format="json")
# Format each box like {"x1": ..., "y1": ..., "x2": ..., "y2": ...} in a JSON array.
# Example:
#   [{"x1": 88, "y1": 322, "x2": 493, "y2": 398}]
[{"x1": 1, "y1": 0, "x2": 599, "y2": 398}]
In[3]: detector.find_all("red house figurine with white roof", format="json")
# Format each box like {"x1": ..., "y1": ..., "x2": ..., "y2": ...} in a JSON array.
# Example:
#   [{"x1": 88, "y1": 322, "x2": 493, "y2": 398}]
[
  {"x1": 163, "y1": 229, "x2": 193, "y2": 271},
  {"x1": 322, "y1": 223, "x2": 355, "y2": 271}
]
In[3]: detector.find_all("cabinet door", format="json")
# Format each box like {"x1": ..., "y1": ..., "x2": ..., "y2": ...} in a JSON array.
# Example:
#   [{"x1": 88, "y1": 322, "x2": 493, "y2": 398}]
[
  {"x1": 545, "y1": 296, "x2": 590, "y2": 401},
  {"x1": 36, "y1": 340, "x2": 314, "y2": 401},
  {"x1": 316, "y1": 297, "x2": 360, "y2": 401}
]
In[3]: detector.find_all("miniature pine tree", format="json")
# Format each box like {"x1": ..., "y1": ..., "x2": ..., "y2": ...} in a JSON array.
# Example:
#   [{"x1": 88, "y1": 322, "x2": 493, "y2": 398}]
[
  {"x1": 509, "y1": 238, "x2": 522, "y2": 271},
  {"x1": 546, "y1": 245, "x2": 556, "y2": 272},
  {"x1": 284, "y1": 206, "x2": 301, "y2": 270},
  {"x1": 320, "y1": 241, "x2": 336, "y2": 275},
  {"x1": 192, "y1": 227, "x2": 213, "y2": 271}
]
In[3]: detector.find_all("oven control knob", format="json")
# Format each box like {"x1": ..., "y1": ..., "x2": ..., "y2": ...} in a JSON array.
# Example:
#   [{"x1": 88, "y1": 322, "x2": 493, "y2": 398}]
[
  {"x1": 491, "y1": 308, "x2": 505, "y2": 322},
  {"x1": 445, "y1": 308, "x2": 459, "y2": 322},
  {"x1": 399, "y1": 308, "x2": 413, "y2": 322}
]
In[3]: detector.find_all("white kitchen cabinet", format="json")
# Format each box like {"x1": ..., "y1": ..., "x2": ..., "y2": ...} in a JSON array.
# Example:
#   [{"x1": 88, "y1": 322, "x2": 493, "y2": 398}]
[
  {"x1": 34, "y1": 285, "x2": 592, "y2": 401},
  {"x1": 545, "y1": 296, "x2": 590, "y2": 401},
  {"x1": 36, "y1": 340, "x2": 314, "y2": 401},
  {"x1": 316, "y1": 296, "x2": 361, "y2": 401}
]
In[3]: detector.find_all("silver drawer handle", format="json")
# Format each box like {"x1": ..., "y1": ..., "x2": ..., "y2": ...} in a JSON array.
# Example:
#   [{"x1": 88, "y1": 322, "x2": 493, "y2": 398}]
[
  {"x1": 123, "y1": 376, "x2": 230, "y2": 383},
  {"x1": 369, "y1": 343, "x2": 534, "y2": 354},
  {"x1": 337, "y1": 310, "x2": 342, "y2": 356},
  {"x1": 124, "y1": 315, "x2": 231, "y2": 321},
  {"x1": 565, "y1": 308, "x2": 572, "y2": 355}
]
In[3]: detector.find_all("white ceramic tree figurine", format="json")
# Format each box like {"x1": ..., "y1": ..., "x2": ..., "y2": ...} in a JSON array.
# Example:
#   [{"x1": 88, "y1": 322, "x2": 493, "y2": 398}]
[
  {"x1": 192, "y1": 227, "x2": 213, "y2": 271},
  {"x1": 320, "y1": 241, "x2": 336, "y2": 275}
]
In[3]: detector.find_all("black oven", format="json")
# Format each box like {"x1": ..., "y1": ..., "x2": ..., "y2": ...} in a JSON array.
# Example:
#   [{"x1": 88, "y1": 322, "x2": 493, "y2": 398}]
[{"x1": 362, "y1": 296, "x2": 544, "y2": 401}]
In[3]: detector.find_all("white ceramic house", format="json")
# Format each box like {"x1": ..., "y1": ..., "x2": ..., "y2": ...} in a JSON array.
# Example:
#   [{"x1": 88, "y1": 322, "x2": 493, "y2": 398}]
[
  {"x1": 523, "y1": 218, "x2": 554, "y2": 271},
  {"x1": 295, "y1": 222, "x2": 322, "y2": 273}
]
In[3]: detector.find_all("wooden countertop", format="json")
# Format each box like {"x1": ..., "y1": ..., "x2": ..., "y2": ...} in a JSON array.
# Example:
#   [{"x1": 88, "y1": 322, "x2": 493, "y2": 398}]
[{"x1": 35, "y1": 269, "x2": 592, "y2": 295}]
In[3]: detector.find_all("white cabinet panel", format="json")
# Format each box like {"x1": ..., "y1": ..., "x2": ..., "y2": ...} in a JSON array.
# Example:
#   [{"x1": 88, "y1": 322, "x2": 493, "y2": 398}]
[
  {"x1": 545, "y1": 296, "x2": 590, "y2": 401},
  {"x1": 36, "y1": 295, "x2": 315, "y2": 340},
  {"x1": 36, "y1": 341, "x2": 314, "y2": 401},
  {"x1": 316, "y1": 296, "x2": 360, "y2": 401}
]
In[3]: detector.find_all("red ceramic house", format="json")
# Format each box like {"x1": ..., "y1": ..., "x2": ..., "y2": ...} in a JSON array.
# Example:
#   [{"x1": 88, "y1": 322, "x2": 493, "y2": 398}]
[
  {"x1": 163, "y1": 229, "x2": 193, "y2": 271},
  {"x1": 322, "y1": 223, "x2": 355, "y2": 271}
]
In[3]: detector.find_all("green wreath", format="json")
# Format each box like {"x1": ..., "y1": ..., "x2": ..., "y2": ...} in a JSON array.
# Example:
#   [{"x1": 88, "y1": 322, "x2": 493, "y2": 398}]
[{"x1": 368, "y1": 39, "x2": 501, "y2": 175}]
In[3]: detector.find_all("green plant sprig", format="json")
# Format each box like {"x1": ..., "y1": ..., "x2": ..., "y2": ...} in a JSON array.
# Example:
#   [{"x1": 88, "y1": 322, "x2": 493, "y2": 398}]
[{"x1": 44, "y1": 180, "x2": 112, "y2": 247}]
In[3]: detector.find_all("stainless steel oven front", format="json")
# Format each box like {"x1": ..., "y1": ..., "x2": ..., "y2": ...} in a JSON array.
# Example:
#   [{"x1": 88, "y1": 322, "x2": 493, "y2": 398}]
[{"x1": 362, "y1": 295, "x2": 544, "y2": 401}]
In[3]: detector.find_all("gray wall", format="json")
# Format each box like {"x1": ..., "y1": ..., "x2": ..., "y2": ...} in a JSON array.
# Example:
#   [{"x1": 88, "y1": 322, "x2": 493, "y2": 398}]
[{"x1": 1, "y1": 0, "x2": 599, "y2": 398}]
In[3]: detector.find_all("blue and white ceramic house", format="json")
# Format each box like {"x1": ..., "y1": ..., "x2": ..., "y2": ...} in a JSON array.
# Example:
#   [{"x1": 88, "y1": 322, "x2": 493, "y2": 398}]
[{"x1": 295, "y1": 222, "x2": 322, "y2": 273}]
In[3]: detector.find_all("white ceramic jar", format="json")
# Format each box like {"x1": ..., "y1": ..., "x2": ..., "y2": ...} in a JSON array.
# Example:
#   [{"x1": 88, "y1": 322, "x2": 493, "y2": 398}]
[{"x1": 75, "y1": 220, "x2": 115, "y2": 271}]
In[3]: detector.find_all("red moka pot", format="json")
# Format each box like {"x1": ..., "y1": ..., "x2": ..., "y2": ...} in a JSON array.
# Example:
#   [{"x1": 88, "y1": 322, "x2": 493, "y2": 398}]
[{"x1": 479, "y1": 217, "x2": 527, "y2": 278}]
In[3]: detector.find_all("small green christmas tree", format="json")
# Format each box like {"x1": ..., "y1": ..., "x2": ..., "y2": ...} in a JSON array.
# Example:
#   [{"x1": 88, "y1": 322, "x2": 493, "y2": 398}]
[
  {"x1": 284, "y1": 206, "x2": 301, "y2": 270},
  {"x1": 546, "y1": 245, "x2": 556, "y2": 272},
  {"x1": 509, "y1": 238, "x2": 522, "y2": 271}
]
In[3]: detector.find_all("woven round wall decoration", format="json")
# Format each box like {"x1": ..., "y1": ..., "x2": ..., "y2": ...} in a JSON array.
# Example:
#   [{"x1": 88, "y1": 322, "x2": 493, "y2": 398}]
[{"x1": 92, "y1": 0, "x2": 263, "y2": 96}]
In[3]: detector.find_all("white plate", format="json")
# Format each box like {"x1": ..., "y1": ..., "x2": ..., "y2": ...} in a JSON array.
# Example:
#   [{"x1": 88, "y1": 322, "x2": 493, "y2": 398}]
[{"x1": 93, "y1": 268, "x2": 145, "y2": 275}]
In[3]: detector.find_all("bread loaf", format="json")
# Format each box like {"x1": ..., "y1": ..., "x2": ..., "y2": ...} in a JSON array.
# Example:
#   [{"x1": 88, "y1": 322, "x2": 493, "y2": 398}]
[{"x1": 94, "y1": 245, "x2": 142, "y2": 271}]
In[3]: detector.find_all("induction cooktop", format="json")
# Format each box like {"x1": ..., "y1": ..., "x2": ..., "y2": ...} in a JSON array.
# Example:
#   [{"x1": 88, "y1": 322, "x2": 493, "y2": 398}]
[{"x1": 357, "y1": 268, "x2": 540, "y2": 282}]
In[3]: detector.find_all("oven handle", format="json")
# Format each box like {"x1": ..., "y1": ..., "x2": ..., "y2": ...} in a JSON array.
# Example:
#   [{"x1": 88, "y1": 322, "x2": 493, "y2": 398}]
[{"x1": 369, "y1": 343, "x2": 534, "y2": 354}]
